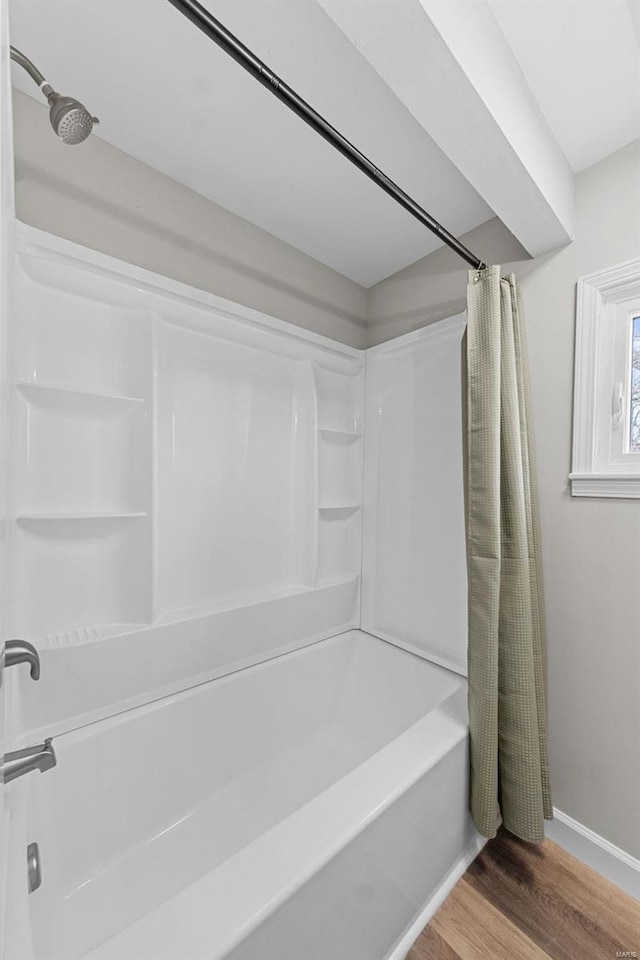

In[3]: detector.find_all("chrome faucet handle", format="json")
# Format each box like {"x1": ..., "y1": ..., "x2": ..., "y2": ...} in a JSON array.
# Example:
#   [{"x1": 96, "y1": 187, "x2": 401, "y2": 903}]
[
  {"x1": 1, "y1": 739, "x2": 56, "y2": 784},
  {"x1": 4, "y1": 640, "x2": 40, "y2": 680}
]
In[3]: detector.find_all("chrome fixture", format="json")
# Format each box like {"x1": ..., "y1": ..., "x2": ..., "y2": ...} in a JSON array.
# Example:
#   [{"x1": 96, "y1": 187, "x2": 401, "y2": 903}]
[
  {"x1": 4, "y1": 640, "x2": 40, "y2": 680},
  {"x1": 27, "y1": 842, "x2": 42, "y2": 893},
  {"x1": 9, "y1": 46, "x2": 99, "y2": 145},
  {"x1": 1, "y1": 740, "x2": 57, "y2": 784}
]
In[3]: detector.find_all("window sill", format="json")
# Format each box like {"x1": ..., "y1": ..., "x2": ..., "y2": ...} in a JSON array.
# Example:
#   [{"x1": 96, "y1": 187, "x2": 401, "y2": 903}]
[{"x1": 569, "y1": 473, "x2": 640, "y2": 499}]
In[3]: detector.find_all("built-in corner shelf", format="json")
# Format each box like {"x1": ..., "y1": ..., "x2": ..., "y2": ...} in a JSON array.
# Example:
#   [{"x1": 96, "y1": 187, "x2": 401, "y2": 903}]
[
  {"x1": 318, "y1": 427, "x2": 362, "y2": 444},
  {"x1": 16, "y1": 381, "x2": 145, "y2": 416},
  {"x1": 318, "y1": 504, "x2": 361, "y2": 519}
]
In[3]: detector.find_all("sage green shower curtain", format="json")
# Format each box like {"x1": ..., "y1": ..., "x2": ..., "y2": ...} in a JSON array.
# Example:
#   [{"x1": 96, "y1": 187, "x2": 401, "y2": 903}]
[{"x1": 466, "y1": 266, "x2": 552, "y2": 844}]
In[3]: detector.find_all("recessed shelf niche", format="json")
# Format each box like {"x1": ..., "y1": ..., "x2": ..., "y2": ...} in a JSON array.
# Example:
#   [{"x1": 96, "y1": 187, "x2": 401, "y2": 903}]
[
  {"x1": 13, "y1": 513, "x2": 152, "y2": 639},
  {"x1": 9, "y1": 263, "x2": 154, "y2": 641},
  {"x1": 314, "y1": 365, "x2": 362, "y2": 434},
  {"x1": 314, "y1": 364, "x2": 363, "y2": 587},
  {"x1": 12, "y1": 386, "x2": 149, "y2": 517}
]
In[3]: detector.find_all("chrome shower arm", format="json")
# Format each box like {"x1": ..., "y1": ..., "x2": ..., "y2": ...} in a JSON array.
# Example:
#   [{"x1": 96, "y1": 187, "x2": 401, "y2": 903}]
[{"x1": 9, "y1": 46, "x2": 49, "y2": 90}]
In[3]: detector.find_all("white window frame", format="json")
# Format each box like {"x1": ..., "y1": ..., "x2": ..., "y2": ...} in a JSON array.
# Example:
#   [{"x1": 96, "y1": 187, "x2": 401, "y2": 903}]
[{"x1": 570, "y1": 257, "x2": 640, "y2": 499}]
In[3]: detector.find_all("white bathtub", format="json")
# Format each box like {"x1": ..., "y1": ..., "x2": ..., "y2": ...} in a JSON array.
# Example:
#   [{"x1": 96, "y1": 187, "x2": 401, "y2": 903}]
[{"x1": 18, "y1": 630, "x2": 481, "y2": 960}]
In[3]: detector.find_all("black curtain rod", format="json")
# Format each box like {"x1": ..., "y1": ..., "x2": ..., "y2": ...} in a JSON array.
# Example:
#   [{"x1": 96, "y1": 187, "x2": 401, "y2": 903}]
[{"x1": 167, "y1": 0, "x2": 486, "y2": 272}]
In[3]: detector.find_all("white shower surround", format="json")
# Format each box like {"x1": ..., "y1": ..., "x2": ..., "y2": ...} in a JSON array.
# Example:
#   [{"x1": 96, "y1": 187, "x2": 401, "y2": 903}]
[{"x1": 3, "y1": 223, "x2": 481, "y2": 960}]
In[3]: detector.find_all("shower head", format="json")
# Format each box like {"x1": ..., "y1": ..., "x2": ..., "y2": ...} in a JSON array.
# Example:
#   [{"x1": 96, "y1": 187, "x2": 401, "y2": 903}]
[
  {"x1": 10, "y1": 46, "x2": 99, "y2": 145},
  {"x1": 46, "y1": 90, "x2": 99, "y2": 145}
]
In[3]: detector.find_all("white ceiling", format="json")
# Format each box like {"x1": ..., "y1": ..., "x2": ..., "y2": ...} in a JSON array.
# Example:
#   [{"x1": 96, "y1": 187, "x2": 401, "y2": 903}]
[
  {"x1": 8, "y1": 0, "x2": 493, "y2": 287},
  {"x1": 8, "y1": 0, "x2": 640, "y2": 285},
  {"x1": 488, "y1": 0, "x2": 640, "y2": 172}
]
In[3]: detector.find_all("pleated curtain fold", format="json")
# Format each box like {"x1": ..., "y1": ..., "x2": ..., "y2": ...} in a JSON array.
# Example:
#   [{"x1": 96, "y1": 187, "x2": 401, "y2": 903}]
[{"x1": 465, "y1": 266, "x2": 552, "y2": 843}]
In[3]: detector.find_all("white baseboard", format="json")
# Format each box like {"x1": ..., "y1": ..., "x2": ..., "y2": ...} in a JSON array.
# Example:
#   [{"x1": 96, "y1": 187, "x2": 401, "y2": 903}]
[
  {"x1": 546, "y1": 807, "x2": 640, "y2": 901},
  {"x1": 387, "y1": 833, "x2": 487, "y2": 960}
]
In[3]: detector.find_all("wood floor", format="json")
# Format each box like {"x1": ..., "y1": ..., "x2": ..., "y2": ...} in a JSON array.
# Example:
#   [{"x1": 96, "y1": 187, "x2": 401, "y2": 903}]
[{"x1": 407, "y1": 829, "x2": 640, "y2": 960}]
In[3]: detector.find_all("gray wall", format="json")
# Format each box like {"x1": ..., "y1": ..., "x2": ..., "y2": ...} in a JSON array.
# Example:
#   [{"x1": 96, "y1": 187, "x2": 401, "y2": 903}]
[
  {"x1": 369, "y1": 140, "x2": 640, "y2": 859},
  {"x1": 12, "y1": 90, "x2": 368, "y2": 348}
]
